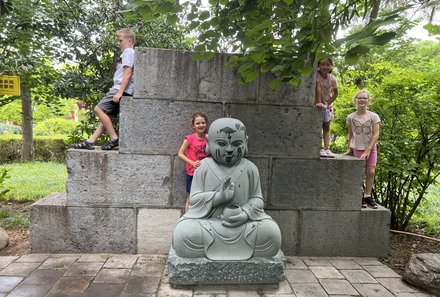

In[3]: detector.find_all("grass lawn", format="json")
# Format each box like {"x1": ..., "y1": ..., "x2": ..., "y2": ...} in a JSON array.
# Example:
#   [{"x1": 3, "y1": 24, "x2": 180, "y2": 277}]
[{"x1": 1, "y1": 161, "x2": 67, "y2": 202}]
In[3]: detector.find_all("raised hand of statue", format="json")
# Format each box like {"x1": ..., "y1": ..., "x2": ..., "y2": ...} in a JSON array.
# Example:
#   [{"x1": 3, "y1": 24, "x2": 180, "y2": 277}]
[{"x1": 215, "y1": 177, "x2": 234, "y2": 206}]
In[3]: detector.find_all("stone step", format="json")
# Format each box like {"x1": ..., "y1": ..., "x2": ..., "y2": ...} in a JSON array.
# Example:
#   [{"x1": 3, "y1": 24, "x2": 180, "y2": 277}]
[
  {"x1": 66, "y1": 149, "x2": 365, "y2": 210},
  {"x1": 31, "y1": 193, "x2": 389, "y2": 257}
]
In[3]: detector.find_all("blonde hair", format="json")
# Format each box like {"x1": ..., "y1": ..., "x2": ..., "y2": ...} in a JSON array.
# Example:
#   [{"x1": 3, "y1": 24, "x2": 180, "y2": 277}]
[
  {"x1": 353, "y1": 90, "x2": 372, "y2": 104},
  {"x1": 116, "y1": 28, "x2": 135, "y2": 45}
]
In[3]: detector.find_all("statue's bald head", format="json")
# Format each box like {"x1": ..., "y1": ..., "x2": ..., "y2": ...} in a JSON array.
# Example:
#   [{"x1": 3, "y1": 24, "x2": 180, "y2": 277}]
[{"x1": 206, "y1": 118, "x2": 248, "y2": 166}]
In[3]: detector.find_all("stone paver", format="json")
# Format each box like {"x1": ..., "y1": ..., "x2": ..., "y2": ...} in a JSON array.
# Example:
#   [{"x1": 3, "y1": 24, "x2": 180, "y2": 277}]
[
  {"x1": 14, "y1": 254, "x2": 49, "y2": 263},
  {"x1": 340, "y1": 269, "x2": 378, "y2": 284},
  {"x1": 0, "y1": 257, "x2": 18, "y2": 269},
  {"x1": 353, "y1": 283, "x2": 396, "y2": 297},
  {"x1": 49, "y1": 276, "x2": 94, "y2": 294},
  {"x1": 319, "y1": 278, "x2": 358, "y2": 295},
  {"x1": 21, "y1": 269, "x2": 64, "y2": 286},
  {"x1": 0, "y1": 254, "x2": 432, "y2": 296},
  {"x1": 7, "y1": 284, "x2": 52, "y2": 297},
  {"x1": 328, "y1": 258, "x2": 362, "y2": 269},
  {"x1": 0, "y1": 262, "x2": 40, "y2": 276},
  {"x1": 64, "y1": 262, "x2": 103, "y2": 277},
  {"x1": 94, "y1": 268, "x2": 131, "y2": 283},
  {"x1": 285, "y1": 269, "x2": 319, "y2": 283},
  {"x1": 39, "y1": 256, "x2": 79, "y2": 270},
  {"x1": 0, "y1": 276, "x2": 23, "y2": 293},
  {"x1": 364, "y1": 265, "x2": 402, "y2": 278},
  {"x1": 309, "y1": 266, "x2": 345, "y2": 279},
  {"x1": 104, "y1": 255, "x2": 138, "y2": 269}
]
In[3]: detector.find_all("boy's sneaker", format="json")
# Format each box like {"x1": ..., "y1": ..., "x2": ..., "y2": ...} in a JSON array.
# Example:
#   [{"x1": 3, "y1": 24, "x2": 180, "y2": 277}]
[
  {"x1": 101, "y1": 138, "x2": 119, "y2": 150},
  {"x1": 364, "y1": 196, "x2": 378, "y2": 209},
  {"x1": 325, "y1": 149, "x2": 335, "y2": 158},
  {"x1": 320, "y1": 149, "x2": 327, "y2": 157},
  {"x1": 361, "y1": 197, "x2": 368, "y2": 208}
]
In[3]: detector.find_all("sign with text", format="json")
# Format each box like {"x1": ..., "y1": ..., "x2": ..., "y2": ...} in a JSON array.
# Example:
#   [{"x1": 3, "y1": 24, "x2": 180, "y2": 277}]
[{"x1": 0, "y1": 76, "x2": 21, "y2": 96}]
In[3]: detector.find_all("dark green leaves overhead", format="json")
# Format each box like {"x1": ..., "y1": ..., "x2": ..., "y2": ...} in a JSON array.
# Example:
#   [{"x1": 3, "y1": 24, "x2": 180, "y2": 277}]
[{"x1": 123, "y1": 0, "x2": 426, "y2": 88}]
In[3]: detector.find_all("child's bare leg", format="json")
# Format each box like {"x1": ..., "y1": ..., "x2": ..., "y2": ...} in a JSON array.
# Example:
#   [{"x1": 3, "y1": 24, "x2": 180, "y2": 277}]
[
  {"x1": 94, "y1": 106, "x2": 118, "y2": 140},
  {"x1": 184, "y1": 193, "x2": 190, "y2": 213},
  {"x1": 364, "y1": 166, "x2": 376, "y2": 196},
  {"x1": 322, "y1": 121, "x2": 331, "y2": 149},
  {"x1": 88, "y1": 124, "x2": 106, "y2": 143}
]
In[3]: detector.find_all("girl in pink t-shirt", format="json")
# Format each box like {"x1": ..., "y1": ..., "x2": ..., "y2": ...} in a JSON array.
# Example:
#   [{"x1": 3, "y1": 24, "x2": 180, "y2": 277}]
[{"x1": 178, "y1": 112, "x2": 209, "y2": 213}]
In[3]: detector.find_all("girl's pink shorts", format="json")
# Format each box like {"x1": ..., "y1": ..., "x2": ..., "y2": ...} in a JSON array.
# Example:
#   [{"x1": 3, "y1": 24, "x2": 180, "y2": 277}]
[{"x1": 354, "y1": 146, "x2": 377, "y2": 167}]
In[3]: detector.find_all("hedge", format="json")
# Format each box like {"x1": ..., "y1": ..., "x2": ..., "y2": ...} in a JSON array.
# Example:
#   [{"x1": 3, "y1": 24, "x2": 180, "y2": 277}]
[{"x1": 0, "y1": 137, "x2": 69, "y2": 163}]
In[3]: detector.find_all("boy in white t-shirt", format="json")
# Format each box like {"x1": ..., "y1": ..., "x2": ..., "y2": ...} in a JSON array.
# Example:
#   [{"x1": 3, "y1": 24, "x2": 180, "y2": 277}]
[{"x1": 72, "y1": 28, "x2": 135, "y2": 150}]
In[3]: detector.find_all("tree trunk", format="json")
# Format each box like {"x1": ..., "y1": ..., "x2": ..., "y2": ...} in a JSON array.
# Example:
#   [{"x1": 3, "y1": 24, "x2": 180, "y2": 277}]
[
  {"x1": 21, "y1": 83, "x2": 33, "y2": 162},
  {"x1": 369, "y1": 0, "x2": 381, "y2": 22}
]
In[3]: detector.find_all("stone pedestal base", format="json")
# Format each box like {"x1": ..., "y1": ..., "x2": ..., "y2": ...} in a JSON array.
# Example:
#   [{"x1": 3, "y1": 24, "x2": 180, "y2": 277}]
[{"x1": 167, "y1": 248, "x2": 285, "y2": 285}]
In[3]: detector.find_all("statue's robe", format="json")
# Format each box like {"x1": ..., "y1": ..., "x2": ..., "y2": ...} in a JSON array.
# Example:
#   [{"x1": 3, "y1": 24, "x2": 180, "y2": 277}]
[{"x1": 172, "y1": 157, "x2": 281, "y2": 260}]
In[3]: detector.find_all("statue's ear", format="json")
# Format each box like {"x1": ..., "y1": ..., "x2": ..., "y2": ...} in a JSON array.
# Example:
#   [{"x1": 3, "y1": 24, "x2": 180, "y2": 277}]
[
  {"x1": 244, "y1": 135, "x2": 249, "y2": 155},
  {"x1": 205, "y1": 135, "x2": 210, "y2": 155}
]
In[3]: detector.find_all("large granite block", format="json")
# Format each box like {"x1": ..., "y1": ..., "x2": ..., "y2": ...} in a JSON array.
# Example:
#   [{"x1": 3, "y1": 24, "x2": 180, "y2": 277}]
[
  {"x1": 172, "y1": 155, "x2": 187, "y2": 208},
  {"x1": 119, "y1": 98, "x2": 223, "y2": 153},
  {"x1": 226, "y1": 104, "x2": 321, "y2": 158},
  {"x1": 298, "y1": 208, "x2": 391, "y2": 257},
  {"x1": 266, "y1": 210, "x2": 299, "y2": 255},
  {"x1": 137, "y1": 208, "x2": 181, "y2": 254},
  {"x1": 134, "y1": 48, "x2": 314, "y2": 105},
  {"x1": 168, "y1": 248, "x2": 285, "y2": 285},
  {"x1": 66, "y1": 150, "x2": 171, "y2": 207},
  {"x1": 258, "y1": 73, "x2": 315, "y2": 106},
  {"x1": 270, "y1": 156, "x2": 364, "y2": 209},
  {"x1": 134, "y1": 48, "x2": 256, "y2": 102},
  {"x1": 31, "y1": 193, "x2": 136, "y2": 253}
]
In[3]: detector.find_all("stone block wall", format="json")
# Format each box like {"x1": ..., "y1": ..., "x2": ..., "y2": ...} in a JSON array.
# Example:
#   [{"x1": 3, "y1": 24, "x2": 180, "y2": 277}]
[{"x1": 31, "y1": 48, "x2": 390, "y2": 257}]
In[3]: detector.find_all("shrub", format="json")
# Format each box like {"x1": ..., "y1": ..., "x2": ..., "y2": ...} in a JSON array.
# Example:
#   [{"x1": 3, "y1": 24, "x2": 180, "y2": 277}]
[
  {"x1": 34, "y1": 118, "x2": 78, "y2": 136},
  {"x1": 0, "y1": 136, "x2": 69, "y2": 163},
  {"x1": 0, "y1": 124, "x2": 22, "y2": 135}
]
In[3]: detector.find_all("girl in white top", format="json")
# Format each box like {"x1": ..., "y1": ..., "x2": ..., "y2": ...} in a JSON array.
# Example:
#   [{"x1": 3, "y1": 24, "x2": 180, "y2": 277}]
[
  {"x1": 346, "y1": 90, "x2": 380, "y2": 209},
  {"x1": 315, "y1": 58, "x2": 339, "y2": 158}
]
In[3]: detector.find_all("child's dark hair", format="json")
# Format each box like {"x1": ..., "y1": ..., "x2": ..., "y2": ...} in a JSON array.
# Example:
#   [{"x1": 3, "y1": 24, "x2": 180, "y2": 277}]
[
  {"x1": 317, "y1": 57, "x2": 334, "y2": 73},
  {"x1": 191, "y1": 112, "x2": 208, "y2": 126}
]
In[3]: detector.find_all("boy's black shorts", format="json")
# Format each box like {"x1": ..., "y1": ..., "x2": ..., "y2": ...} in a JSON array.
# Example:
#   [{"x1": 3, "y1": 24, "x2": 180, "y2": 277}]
[{"x1": 96, "y1": 89, "x2": 132, "y2": 117}]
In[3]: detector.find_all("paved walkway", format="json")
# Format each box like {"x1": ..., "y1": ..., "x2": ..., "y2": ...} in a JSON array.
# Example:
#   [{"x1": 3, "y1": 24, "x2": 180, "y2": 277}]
[{"x1": 0, "y1": 253, "x2": 432, "y2": 297}]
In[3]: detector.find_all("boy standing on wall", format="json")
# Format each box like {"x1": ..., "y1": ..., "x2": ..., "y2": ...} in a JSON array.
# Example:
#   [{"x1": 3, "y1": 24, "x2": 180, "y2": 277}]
[{"x1": 72, "y1": 28, "x2": 135, "y2": 150}]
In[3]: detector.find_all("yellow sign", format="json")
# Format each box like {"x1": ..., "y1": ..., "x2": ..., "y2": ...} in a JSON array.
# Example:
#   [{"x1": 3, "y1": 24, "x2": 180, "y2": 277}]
[{"x1": 0, "y1": 76, "x2": 21, "y2": 96}]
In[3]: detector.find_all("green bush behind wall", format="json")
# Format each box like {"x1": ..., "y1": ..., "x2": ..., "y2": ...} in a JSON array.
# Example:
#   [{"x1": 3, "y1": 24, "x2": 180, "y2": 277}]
[{"x1": 0, "y1": 136, "x2": 69, "y2": 163}]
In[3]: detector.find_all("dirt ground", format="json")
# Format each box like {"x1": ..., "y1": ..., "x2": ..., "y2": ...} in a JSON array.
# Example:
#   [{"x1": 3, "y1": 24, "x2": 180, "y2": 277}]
[{"x1": 1, "y1": 201, "x2": 440, "y2": 277}]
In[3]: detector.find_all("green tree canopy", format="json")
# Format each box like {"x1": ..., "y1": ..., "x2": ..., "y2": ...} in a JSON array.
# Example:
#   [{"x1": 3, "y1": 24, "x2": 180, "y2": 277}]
[{"x1": 124, "y1": 0, "x2": 436, "y2": 87}]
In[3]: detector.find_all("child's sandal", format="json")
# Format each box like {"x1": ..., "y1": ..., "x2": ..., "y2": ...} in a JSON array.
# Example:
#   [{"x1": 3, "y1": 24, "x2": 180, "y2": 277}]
[
  {"x1": 101, "y1": 139, "x2": 119, "y2": 150},
  {"x1": 72, "y1": 140, "x2": 95, "y2": 150}
]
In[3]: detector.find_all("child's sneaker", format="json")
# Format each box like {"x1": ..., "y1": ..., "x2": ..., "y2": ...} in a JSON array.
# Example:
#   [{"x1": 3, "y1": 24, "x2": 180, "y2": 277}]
[
  {"x1": 364, "y1": 196, "x2": 378, "y2": 209},
  {"x1": 320, "y1": 149, "x2": 327, "y2": 157},
  {"x1": 101, "y1": 138, "x2": 119, "y2": 150},
  {"x1": 324, "y1": 149, "x2": 335, "y2": 158},
  {"x1": 361, "y1": 197, "x2": 368, "y2": 208}
]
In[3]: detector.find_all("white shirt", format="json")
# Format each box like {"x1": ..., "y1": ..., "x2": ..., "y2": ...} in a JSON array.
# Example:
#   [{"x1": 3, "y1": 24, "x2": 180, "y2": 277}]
[{"x1": 112, "y1": 47, "x2": 134, "y2": 95}]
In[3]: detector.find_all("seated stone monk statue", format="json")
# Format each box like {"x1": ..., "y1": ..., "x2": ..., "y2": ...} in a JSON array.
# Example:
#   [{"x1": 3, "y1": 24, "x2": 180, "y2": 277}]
[{"x1": 172, "y1": 117, "x2": 282, "y2": 261}]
